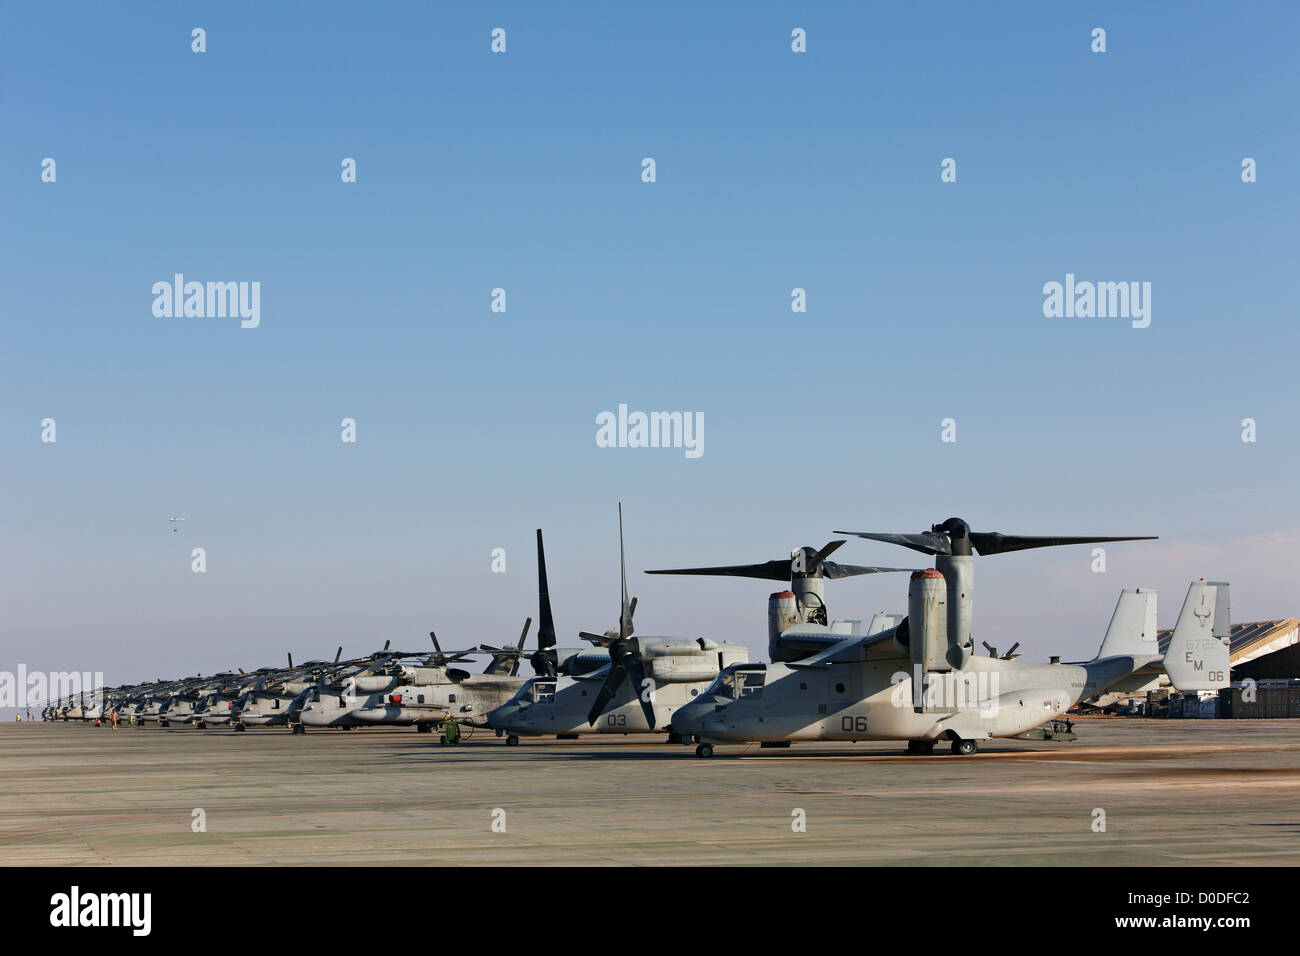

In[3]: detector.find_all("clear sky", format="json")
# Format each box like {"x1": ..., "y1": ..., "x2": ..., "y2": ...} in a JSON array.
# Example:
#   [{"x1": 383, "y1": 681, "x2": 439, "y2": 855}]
[{"x1": 3, "y1": 2, "x2": 1298, "y2": 709}]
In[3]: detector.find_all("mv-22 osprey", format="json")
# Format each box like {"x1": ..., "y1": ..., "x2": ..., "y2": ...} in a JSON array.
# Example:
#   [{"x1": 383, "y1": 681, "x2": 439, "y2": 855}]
[
  {"x1": 487, "y1": 509, "x2": 763, "y2": 743},
  {"x1": 669, "y1": 517, "x2": 1231, "y2": 756}
]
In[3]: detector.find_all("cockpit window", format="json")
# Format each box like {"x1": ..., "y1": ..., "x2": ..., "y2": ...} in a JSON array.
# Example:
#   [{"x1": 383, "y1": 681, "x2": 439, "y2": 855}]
[
  {"x1": 737, "y1": 671, "x2": 766, "y2": 700},
  {"x1": 705, "y1": 665, "x2": 765, "y2": 701}
]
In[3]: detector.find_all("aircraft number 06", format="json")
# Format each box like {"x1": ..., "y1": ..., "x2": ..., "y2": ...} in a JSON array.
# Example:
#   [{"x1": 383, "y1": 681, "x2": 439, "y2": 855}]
[{"x1": 840, "y1": 715, "x2": 868, "y2": 733}]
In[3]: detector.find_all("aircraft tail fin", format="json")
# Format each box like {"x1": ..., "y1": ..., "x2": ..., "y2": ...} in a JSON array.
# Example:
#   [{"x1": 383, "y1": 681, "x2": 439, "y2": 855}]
[
  {"x1": 1163, "y1": 580, "x2": 1230, "y2": 691},
  {"x1": 1095, "y1": 588, "x2": 1159, "y2": 660}
]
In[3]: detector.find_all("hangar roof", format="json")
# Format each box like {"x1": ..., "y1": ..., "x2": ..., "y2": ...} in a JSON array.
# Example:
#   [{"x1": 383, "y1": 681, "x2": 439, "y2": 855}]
[{"x1": 1157, "y1": 619, "x2": 1299, "y2": 664}]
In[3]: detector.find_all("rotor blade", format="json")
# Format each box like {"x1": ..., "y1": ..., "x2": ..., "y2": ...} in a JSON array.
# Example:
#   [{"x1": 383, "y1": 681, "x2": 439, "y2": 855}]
[
  {"x1": 833, "y1": 531, "x2": 953, "y2": 555},
  {"x1": 1003, "y1": 642, "x2": 1021, "y2": 660},
  {"x1": 624, "y1": 652, "x2": 656, "y2": 731},
  {"x1": 820, "y1": 562, "x2": 916, "y2": 579},
  {"x1": 430, "y1": 631, "x2": 443, "y2": 654},
  {"x1": 618, "y1": 504, "x2": 633, "y2": 639},
  {"x1": 968, "y1": 533, "x2": 1158, "y2": 556},
  {"x1": 586, "y1": 663, "x2": 625, "y2": 726},
  {"x1": 809, "y1": 540, "x2": 846, "y2": 570},
  {"x1": 383, "y1": 640, "x2": 391, "y2": 651},
  {"x1": 645, "y1": 560, "x2": 792, "y2": 580},
  {"x1": 533, "y1": 529, "x2": 559, "y2": 676},
  {"x1": 517, "y1": 617, "x2": 532, "y2": 651},
  {"x1": 334, "y1": 647, "x2": 342, "y2": 664},
  {"x1": 287, "y1": 653, "x2": 293, "y2": 669}
]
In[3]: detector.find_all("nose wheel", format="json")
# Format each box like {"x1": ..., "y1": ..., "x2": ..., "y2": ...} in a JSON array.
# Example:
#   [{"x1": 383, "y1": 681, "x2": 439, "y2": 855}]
[
  {"x1": 506, "y1": 735, "x2": 519, "y2": 746},
  {"x1": 695, "y1": 743, "x2": 714, "y2": 758},
  {"x1": 951, "y1": 738, "x2": 978, "y2": 756}
]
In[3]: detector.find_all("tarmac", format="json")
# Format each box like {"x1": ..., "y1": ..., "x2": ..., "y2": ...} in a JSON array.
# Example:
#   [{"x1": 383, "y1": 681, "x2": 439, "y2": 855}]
[{"x1": 4, "y1": 718, "x2": 1299, "y2": 866}]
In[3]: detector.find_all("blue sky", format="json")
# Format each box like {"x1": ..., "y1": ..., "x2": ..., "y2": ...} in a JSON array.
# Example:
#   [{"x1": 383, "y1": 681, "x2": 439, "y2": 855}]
[{"x1": 3, "y1": 2, "x2": 1298, "y2": 702}]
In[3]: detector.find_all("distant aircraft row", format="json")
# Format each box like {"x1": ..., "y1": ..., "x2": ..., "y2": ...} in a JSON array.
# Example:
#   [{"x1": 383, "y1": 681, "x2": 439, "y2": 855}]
[{"x1": 39, "y1": 514, "x2": 1232, "y2": 757}]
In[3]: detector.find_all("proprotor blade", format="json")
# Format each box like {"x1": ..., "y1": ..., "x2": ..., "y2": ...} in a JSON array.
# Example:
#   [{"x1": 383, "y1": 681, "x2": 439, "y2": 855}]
[
  {"x1": 833, "y1": 531, "x2": 953, "y2": 555},
  {"x1": 586, "y1": 662, "x2": 624, "y2": 726},
  {"x1": 821, "y1": 562, "x2": 917, "y2": 579},
  {"x1": 534, "y1": 530, "x2": 558, "y2": 671},
  {"x1": 618, "y1": 504, "x2": 633, "y2": 639},
  {"x1": 968, "y1": 532, "x2": 1158, "y2": 555},
  {"x1": 624, "y1": 652, "x2": 656, "y2": 731},
  {"x1": 645, "y1": 560, "x2": 792, "y2": 580}
]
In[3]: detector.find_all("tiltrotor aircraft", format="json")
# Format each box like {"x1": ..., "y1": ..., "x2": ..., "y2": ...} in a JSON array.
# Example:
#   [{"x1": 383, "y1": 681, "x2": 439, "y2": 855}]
[
  {"x1": 1079, "y1": 580, "x2": 1231, "y2": 704},
  {"x1": 646, "y1": 540, "x2": 912, "y2": 662},
  {"x1": 668, "y1": 518, "x2": 1231, "y2": 756},
  {"x1": 488, "y1": 514, "x2": 751, "y2": 744}
]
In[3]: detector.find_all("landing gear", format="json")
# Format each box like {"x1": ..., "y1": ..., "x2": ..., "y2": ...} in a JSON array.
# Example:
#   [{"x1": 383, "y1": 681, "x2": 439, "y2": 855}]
[
  {"x1": 506, "y1": 735, "x2": 519, "y2": 746},
  {"x1": 416, "y1": 723, "x2": 431, "y2": 733},
  {"x1": 906, "y1": 740, "x2": 935, "y2": 755},
  {"x1": 291, "y1": 724, "x2": 305, "y2": 735},
  {"x1": 234, "y1": 723, "x2": 246, "y2": 732},
  {"x1": 951, "y1": 738, "x2": 978, "y2": 756},
  {"x1": 666, "y1": 733, "x2": 682, "y2": 744},
  {"x1": 695, "y1": 743, "x2": 714, "y2": 758}
]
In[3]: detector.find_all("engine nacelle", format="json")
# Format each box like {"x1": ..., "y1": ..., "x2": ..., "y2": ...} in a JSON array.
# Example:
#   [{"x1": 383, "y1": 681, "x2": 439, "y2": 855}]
[
  {"x1": 768, "y1": 591, "x2": 800, "y2": 646},
  {"x1": 908, "y1": 569, "x2": 949, "y2": 673},
  {"x1": 644, "y1": 657, "x2": 720, "y2": 683}
]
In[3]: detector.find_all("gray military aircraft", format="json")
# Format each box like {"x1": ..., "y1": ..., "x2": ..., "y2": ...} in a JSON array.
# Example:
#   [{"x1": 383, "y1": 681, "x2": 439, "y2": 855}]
[
  {"x1": 286, "y1": 625, "x2": 555, "y2": 734},
  {"x1": 488, "y1": 518, "x2": 750, "y2": 743},
  {"x1": 647, "y1": 541, "x2": 912, "y2": 662},
  {"x1": 231, "y1": 652, "x2": 347, "y2": 730},
  {"x1": 669, "y1": 517, "x2": 1194, "y2": 756},
  {"x1": 1079, "y1": 580, "x2": 1231, "y2": 705}
]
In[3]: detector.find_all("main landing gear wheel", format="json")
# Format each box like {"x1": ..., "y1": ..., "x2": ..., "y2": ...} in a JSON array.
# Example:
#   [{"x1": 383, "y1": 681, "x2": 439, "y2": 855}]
[
  {"x1": 234, "y1": 723, "x2": 246, "y2": 732},
  {"x1": 506, "y1": 735, "x2": 519, "y2": 746},
  {"x1": 416, "y1": 723, "x2": 431, "y2": 733},
  {"x1": 951, "y1": 738, "x2": 978, "y2": 756},
  {"x1": 291, "y1": 724, "x2": 305, "y2": 735},
  {"x1": 906, "y1": 740, "x2": 935, "y2": 755},
  {"x1": 695, "y1": 743, "x2": 714, "y2": 758}
]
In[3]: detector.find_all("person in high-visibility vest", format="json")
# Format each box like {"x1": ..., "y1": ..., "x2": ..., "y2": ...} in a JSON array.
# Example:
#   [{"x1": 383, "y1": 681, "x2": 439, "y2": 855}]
[{"x1": 443, "y1": 716, "x2": 460, "y2": 745}]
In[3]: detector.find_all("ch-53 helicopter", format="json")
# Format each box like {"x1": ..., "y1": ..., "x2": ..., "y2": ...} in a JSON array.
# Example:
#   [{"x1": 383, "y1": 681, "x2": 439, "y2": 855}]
[
  {"x1": 285, "y1": 623, "x2": 570, "y2": 736},
  {"x1": 230, "y1": 651, "x2": 354, "y2": 730},
  {"x1": 487, "y1": 510, "x2": 754, "y2": 744},
  {"x1": 669, "y1": 517, "x2": 1229, "y2": 757}
]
